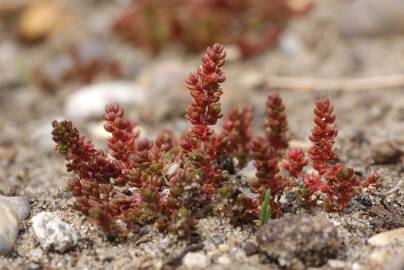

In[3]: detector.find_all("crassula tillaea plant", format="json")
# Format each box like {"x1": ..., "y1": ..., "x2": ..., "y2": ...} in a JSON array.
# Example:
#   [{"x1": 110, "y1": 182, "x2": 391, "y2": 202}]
[{"x1": 52, "y1": 43, "x2": 381, "y2": 239}]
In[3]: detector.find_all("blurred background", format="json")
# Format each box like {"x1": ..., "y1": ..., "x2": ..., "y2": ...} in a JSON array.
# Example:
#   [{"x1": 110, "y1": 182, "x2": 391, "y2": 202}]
[{"x1": 1, "y1": 0, "x2": 404, "y2": 195}]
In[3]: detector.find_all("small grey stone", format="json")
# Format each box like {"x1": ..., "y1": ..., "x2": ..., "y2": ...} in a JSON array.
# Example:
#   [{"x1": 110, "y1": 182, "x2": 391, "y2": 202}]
[
  {"x1": 244, "y1": 242, "x2": 259, "y2": 256},
  {"x1": 256, "y1": 214, "x2": 341, "y2": 269},
  {"x1": 32, "y1": 212, "x2": 78, "y2": 252},
  {"x1": 207, "y1": 234, "x2": 224, "y2": 246},
  {"x1": 0, "y1": 204, "x2": 19, "y2": 255},
  {"x1": 0, "y1": 195, "x2": 30, "y2": 254}
]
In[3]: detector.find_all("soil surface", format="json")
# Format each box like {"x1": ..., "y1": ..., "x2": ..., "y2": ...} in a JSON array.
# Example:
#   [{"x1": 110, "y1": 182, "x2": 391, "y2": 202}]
[{"x1": 1, "y1": 0, "x2": 404, "y2": 269}]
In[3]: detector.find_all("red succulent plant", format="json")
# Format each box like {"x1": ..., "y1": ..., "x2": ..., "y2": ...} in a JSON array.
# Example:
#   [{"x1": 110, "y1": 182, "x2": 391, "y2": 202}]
[
  {"x1": 265, "y1": 93, "x2": 289, "y2": 153},
  {"x1": 52, "y1": 43, "x2": 381, "y2": 239},
  {"x1": 282, "y1": 148, "x2": 308, "y2": 178},
  {"x1": 308, "y1": 98, "x2": 338, "y2": 175},
  {"x1": 220, "y1": 106, "x2": 253, "y2": 167}
]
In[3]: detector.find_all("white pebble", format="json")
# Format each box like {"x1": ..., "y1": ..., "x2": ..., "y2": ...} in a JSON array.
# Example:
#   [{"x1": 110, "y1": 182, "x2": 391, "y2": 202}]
[
  {"x1": 64, "y1": 81, "x2": 145, "y2": 120},
  {"x1": 217, "y1": 255, "x2": 231, "y2": 265},
  {"x1": 279, "y1": 32, "x2": 304, "y2": 57},
  {"x1": 224, "y1": 44, "x2": 242, "y2": 62},
  {"x1": 165, "y1": 163, "x2": 180, "y2": 178},
  {"x1": 183, "y1": 252, "x2": 209, "y2": 269},
  {"x1": 240, "y1": 72, "x2": 266, "y2": 90},
  {"x1": 238, "y1": 161, "x2": 257, "y2": 181},
  {"x1": 32, "y1": 212, "x2": 78, "y2": 252},
  {"x1": 352, "y1": 262, "x2": 364, "y2": 270},
  {"x1": 328, "y1": 259, "x2": 346, "y2": 269}
]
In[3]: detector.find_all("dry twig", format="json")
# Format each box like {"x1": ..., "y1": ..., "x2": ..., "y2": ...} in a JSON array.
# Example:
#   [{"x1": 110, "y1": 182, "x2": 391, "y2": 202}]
[{"x1": 267, "y1": 74, "x2": 404, "y2": 91}]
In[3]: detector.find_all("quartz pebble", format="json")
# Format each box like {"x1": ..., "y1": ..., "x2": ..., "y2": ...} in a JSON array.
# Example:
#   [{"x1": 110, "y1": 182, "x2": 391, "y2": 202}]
[
  {"x1": 238, "y1": 161, "x2": 257, "y2": 182},
  {"x1": 183, "y1": 252, "x2": 209, "y2": 269},
  {"x1": 0, "y1": 195, "x2": 30, "y2": 254},
  {"x1": 164, "y1": 163, "x2": 180, "y2": 178},
  {"x1": 224, "y1": 44, "x2": 242, "y2": 62},
  {"x1": 352, "y1": 263, "x2": 364, "y2": 270},
  {"x1": 32, "y1": 212, "x2": 78, "y2": 252},
  {"x1": 64, "y1": 82, "x2": 145, "y2": 121},
  {"x1": 217, "y1": 255, "x2": 231, "y2": 265},
  {"x1": 328, "y1": 259, "x2": 346, "y2": 269},
  {"x1": 240, "y1": 72, "x2": 266, "y2": 90}
]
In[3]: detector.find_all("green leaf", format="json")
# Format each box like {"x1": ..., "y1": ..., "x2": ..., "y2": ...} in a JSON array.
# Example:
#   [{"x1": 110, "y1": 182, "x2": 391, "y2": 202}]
[{"x1": 260, "y1": 189, "x2": 272, "y2": 225}]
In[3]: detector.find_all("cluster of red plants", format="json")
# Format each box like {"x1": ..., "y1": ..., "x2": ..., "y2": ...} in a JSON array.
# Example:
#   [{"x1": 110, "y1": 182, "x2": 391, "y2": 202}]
[
  {"x1": 113, "y1": 0, "x2": 312, "y2": 58},
  {"x1": 52, "y1": 43, "x2": 381, "y2": 238}
]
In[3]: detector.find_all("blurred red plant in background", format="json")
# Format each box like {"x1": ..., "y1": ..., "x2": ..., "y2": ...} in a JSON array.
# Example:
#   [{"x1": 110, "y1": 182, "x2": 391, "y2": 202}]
[{"x1": 114, "y1": 0, "x2": 312, "y2": 57}]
